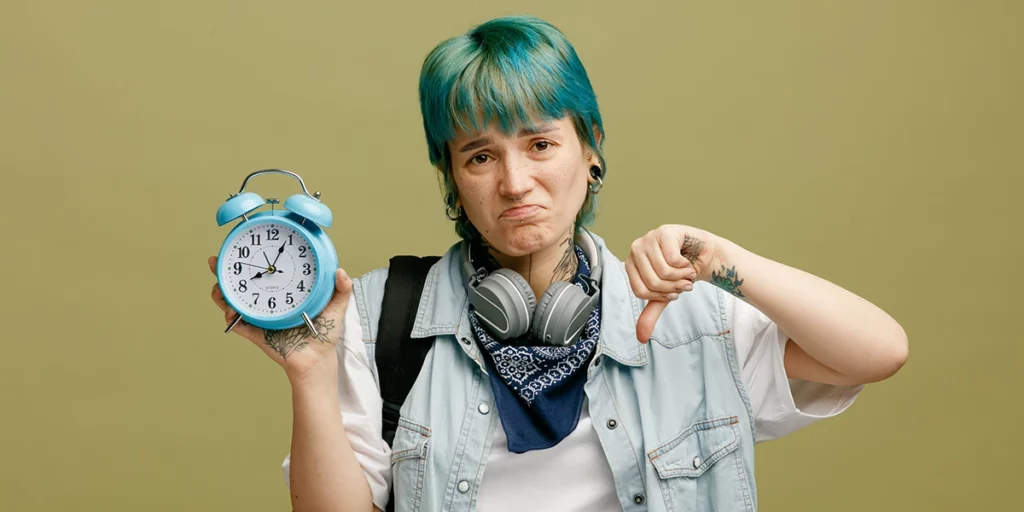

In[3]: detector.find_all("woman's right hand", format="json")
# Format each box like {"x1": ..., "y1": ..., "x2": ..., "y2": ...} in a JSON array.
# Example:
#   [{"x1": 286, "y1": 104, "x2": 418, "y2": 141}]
[{"x1": 208, "y1": 256, "x2": 353, "y2": 382}]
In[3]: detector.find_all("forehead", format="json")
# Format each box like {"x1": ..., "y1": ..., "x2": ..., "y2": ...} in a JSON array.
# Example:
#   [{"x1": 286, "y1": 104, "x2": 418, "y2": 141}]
[{"x1": 449, "y1": 114, "x2": 573, "y2": 144}]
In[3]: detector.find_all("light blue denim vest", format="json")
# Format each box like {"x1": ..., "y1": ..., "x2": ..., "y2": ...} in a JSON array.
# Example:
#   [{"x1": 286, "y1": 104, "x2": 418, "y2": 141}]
[{"x1": 352, "y1": 232, "x2": 758, "y2": 512}]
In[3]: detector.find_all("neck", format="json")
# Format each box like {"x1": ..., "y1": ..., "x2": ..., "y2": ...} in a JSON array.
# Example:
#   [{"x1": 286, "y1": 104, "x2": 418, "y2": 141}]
[{"x1": 484, "y1": 227, "x2": 578, "y2": 299}]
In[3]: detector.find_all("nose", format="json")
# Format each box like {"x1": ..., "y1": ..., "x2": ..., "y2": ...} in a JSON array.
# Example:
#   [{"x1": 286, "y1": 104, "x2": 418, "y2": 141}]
[{"x1": 497, "y1": 157, "x2": 535, "y2": 200}]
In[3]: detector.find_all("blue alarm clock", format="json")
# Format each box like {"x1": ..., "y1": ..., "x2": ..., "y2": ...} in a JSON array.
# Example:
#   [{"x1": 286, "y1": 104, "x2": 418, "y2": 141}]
[{"x1": 215, "y1": 169, "x2": 338, "y2": 336}]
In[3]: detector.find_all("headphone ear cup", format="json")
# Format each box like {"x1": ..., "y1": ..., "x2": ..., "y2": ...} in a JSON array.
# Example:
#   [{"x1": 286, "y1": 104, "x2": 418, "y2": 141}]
[
  {"x1": 531, "y1": 282, "x2": 595, "y2": 346},
  {"x1": 469, "y1": 268, "x2": 536, "y2": 341}
]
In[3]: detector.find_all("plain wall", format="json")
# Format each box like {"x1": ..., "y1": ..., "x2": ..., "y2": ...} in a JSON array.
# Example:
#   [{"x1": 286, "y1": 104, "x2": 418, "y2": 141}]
[{"x1": 1, "y1": 1, "x2": 1020, "y2": 510}]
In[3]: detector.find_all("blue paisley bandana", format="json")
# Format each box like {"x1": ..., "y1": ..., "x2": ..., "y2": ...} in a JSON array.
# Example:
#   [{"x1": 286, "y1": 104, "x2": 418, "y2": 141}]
[{"x1": 467, "y1": 243, "x2": 601, "y2": 453}]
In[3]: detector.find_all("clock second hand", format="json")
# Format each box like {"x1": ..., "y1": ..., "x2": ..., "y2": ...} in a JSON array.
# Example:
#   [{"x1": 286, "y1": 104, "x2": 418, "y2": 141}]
[{"x1": 236, "y1": 261, "x2": 269, "y2": 270}]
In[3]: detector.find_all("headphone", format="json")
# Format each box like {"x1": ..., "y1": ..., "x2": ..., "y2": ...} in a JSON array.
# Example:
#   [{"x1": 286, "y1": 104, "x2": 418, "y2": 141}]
[{"x1": 462, "y1": 229, "x2": 603, "y2": 347}]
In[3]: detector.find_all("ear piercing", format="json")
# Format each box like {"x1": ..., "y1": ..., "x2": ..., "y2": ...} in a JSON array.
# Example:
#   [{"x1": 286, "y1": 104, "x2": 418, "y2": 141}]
[{"x1": 589, "y1": 165, "x2": 603, "y2": 194}]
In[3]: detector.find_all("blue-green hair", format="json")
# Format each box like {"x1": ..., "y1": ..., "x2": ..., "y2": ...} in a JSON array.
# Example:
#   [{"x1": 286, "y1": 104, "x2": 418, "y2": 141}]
[{"x1": 418, "y1": 15, "x2": 606, "y2": 242}]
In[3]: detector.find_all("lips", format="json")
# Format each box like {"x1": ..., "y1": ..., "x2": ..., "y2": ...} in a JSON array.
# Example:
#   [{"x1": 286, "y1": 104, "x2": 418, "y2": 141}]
[{"x1": 501, "y1": 205, "x2": 543, "y2": 219}]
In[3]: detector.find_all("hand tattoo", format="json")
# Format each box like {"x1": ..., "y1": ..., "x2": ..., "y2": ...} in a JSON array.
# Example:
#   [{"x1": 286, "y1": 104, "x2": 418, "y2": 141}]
[
  {"x1": 680, "y1": 233, "x2": 705, "y2": 265},
  {"x1": 264, "y1": 317, "x2": 336, "y2": 360},
  {"x1": 711, "y1": 265, "x2": 745, "y2": 298}
]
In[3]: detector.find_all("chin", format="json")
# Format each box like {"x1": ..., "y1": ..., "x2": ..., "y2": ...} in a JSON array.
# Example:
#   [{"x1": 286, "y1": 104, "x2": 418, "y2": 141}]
[{"x1": 494, "y1": 223, "x2": 559, "y2": 256}]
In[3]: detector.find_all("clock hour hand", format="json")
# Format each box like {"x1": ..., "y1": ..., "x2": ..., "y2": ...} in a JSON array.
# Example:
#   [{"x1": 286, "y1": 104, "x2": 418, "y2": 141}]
[{"x1": 248, "y1": 268, "x2": 284, "y2": 280}]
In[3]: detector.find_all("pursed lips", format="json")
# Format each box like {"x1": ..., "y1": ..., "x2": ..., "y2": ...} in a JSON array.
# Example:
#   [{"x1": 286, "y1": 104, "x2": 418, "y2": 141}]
[{"x1": 501, "y1": 204, "x2": 543, "y2": 219}]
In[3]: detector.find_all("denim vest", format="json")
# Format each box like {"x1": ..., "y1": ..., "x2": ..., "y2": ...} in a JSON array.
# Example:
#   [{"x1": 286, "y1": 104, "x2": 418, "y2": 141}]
[{"x1": 352, "y1": 232, "x2": 759, "y2": 512}]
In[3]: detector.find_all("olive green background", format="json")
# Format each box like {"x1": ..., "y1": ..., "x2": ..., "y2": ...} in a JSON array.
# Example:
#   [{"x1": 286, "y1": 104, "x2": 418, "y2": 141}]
[{"x1": 2, "y1": 1, "x2": 1020, "y2": 510}]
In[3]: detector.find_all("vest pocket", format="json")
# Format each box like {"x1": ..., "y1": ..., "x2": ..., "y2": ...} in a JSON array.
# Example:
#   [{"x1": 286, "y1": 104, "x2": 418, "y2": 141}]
[
  {"x1": 389, "y1": 417, "x2": 430, "y2": 512},
  {"x1": 648, "y1": 415, "x2": 753, "y2": 512}
]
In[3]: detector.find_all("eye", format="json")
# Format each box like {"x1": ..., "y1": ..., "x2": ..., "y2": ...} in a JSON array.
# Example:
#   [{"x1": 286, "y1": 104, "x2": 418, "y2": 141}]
[
  {"x1": 533, "y1": 140, "x2": 552, "y2": 151},
  {"x1": 469, "y1": 153, "x2": 491, "y2": 165}
]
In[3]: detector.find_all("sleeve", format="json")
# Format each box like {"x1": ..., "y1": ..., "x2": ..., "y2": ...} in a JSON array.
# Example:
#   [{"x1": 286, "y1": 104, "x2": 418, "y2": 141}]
[
  {"x1": 724, "y1": 292, "x2": 864, "y2": 443},
  {"x1": 281, "y1": 293, "x2": 393, "y2": 511}
]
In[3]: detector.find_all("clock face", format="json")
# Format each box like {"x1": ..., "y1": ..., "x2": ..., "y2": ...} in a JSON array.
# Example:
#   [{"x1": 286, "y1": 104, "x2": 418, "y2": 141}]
[{"x1": 221, "y1": 221, "x2": 318, "y2": 317}]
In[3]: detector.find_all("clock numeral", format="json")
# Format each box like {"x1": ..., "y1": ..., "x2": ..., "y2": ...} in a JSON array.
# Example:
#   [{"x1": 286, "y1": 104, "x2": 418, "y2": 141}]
[
  {"x1": 267, "y1": 228, "x2": 280, "y2": 241},
  {"x1": 252, "y1": 292, "x2": 260, "y2": 305},
  {"x1": 237, "y1": 246, "x2": 250, "y2": 258},
  {"x1": 239, "y1": 280, "x2": 247, "y2": 292},
  {"x1": 298, "y1": 246, "x2": 307, "y2": 258},
  {"x1": 268, "y1": 297, "x2": 277, "y2": 309},
  {"x1": 251, "y1": 234, "x2": 261, "y2": 246},
  {"x1": 288, "y1": 234, "x2": 294, "y2": 245},
  {"x1": 233, "y1": 262, "x2": 243, "y2": 275},
  {"x1": 297, "y1": 280, "x2": 305, "y2": 292},
  {"x1": 286, "y1": 292, "x2": 294, "y2": 305},
  {"x1": 303, "y1": 263, "x2": 312, "y2": 275}
]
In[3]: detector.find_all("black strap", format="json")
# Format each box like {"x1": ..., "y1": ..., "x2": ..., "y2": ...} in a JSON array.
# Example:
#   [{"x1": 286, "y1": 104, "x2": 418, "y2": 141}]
[
  {"x1": 376, "y1": 255, "x2": 441, "y2": 449},
  {"x1": 377, "y1": 255, "x2": 439, "y2": 512}
]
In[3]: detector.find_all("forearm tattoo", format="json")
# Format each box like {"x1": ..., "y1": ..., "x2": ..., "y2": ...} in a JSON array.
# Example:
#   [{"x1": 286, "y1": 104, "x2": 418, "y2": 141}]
[
  {"x1": 711, "y1": 265, "x2": 745, "y2": 298},
  {"x1": 680, "y1": 233, "x2": 705, "y2": 265},
  {"x1": 264, "y1": 317, "x2": 335, "y2": 360}
]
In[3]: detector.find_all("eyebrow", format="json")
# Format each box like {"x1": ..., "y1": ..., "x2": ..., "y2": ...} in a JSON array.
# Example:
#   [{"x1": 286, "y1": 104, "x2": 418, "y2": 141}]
[{"x1": 456, "y1": 124, "x2": 558, "y2": 153}]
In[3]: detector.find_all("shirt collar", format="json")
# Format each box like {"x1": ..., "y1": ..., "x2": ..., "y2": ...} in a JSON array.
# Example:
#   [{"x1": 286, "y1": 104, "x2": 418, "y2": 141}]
[{"x1": 408, "y1": 229, "x2": 649, "y2": 369}]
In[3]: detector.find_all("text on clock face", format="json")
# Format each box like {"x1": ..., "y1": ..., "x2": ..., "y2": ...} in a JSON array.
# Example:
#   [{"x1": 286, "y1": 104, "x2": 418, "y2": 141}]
[{"x1": 222, "y1": 223, "x2": 318, "y2": 316}]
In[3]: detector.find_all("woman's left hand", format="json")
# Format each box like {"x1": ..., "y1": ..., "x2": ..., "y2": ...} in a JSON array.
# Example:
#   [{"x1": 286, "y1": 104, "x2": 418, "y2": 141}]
[{"x1": 625, "y1": 224, "x2": 721, "y2": 344}]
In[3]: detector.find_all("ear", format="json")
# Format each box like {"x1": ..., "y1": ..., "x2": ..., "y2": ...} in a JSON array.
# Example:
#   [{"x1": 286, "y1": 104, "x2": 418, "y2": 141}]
[
  {"x1": 444, "y1": 189, "x2": 462, "y2": 211},
  {"x1": 586, "y1": 124, "x2": 603, "y2": 174}
]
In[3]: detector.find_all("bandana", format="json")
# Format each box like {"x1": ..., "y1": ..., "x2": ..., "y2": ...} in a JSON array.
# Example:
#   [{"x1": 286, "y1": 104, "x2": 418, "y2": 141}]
[{"x1": 467, "y1": 242, "x2": 601, "y2": 453}]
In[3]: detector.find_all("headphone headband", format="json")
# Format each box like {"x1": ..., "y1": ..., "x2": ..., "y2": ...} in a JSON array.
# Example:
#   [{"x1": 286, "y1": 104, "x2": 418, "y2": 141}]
[{"x1": 461, "y1": 229, "x2": 603, "y2": 345}]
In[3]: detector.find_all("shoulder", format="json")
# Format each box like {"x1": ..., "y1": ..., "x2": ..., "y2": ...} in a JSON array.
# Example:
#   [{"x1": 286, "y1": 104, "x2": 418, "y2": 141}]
[{"x1": 349, "y1": 245, "x2": 458, "y2": 342}]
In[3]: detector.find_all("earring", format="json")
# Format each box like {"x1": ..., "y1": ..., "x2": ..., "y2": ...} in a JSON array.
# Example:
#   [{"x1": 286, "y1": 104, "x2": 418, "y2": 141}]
[
  {"x1": 445, "y1": 193, "x2": 462, "y2": 221},
  {"x1": 589, "y1": 165, "x2": 604, "y2": 194},
  {"x1": 446, "y1": 204, "x2": 461, "y2": 221}
]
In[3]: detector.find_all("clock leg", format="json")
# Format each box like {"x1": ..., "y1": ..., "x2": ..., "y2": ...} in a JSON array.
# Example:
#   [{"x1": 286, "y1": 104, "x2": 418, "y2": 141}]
[
  {"x1": 301, "y1": 312, "x2": 320, "y2": 338},
  {"x1": 225, "y1": 313, "x2": 243, "y2": 334}
]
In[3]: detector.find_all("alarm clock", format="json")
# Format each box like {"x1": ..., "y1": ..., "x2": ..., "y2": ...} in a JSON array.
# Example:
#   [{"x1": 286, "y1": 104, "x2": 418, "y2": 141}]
[{"x1": 215, "y1": 169, "x2": 338, "y2": 336}]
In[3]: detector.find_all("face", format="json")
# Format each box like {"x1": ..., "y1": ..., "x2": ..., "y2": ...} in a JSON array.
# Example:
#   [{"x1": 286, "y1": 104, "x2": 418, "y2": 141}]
[{"x1": 448, "y1": 115, "x2": 599, "y2": 257}]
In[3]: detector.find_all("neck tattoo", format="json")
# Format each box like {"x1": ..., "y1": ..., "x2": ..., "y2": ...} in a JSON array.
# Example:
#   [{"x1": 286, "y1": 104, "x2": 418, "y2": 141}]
[{"x1": 551, "y1": 232, "x2": 578, "y2": 284}]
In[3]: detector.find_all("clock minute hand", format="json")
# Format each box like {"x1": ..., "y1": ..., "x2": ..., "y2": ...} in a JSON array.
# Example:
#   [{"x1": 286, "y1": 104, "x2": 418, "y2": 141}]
[{"x1": 271, "y1": 240, "x2": 287, "y2": 267}]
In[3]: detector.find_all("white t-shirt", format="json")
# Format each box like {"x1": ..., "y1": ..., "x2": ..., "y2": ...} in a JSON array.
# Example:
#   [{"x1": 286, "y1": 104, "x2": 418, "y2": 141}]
[{"x1": 282, "y1": 291, "x2": 862, "y2": 511}]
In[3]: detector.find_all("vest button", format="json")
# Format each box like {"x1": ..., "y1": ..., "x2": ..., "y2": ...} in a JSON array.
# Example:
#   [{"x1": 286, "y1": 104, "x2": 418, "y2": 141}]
[
  {"x1": 606, "y1": 419, "x2": 617, "y2": 429},
  {"x1": 478, "y1": 403, "x2": 490, "y2": 414},
  {"x1": 633, "y1": 493, "x2": 645, "y2": 505},
  {"x1": 692, "y1": 456, "x2": 702, "y2": 469},
  {"x1": 458, "y1": 480, "x2": 470, "y2": 493},
  {"x1": 460, "y1": 337, "x2": 471, "y2": 345}
]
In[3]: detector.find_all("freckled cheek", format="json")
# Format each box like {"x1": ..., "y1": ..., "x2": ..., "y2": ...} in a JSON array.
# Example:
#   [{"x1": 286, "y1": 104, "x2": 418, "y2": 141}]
[
  {"x1": 544, "y1": 164, "x2": 582, "y2": 200},
  {"x1": 458, "y1": 181, "x2": 494, "y2": 223}
]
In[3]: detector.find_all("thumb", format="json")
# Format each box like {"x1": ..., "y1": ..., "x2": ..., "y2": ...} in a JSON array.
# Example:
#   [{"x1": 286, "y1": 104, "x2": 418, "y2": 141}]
[
  {"x1": 323, "y1": 268, "x2": 353, "y2": 317},
  {"x1": 636, "y1": 300, "x2": 668, "y2": 344}
]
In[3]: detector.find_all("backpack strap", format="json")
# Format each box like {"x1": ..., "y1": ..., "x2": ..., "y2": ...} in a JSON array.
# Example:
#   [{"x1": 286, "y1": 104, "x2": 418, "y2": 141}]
[{"x1": 376, "y1": 255, "x2": 441, "y2": 449}]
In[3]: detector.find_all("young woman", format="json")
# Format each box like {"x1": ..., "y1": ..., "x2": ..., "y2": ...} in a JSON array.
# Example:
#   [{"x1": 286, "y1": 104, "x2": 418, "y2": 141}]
[{"x1": 209, "y1": 15, "x2": 907, "y2": 512}]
